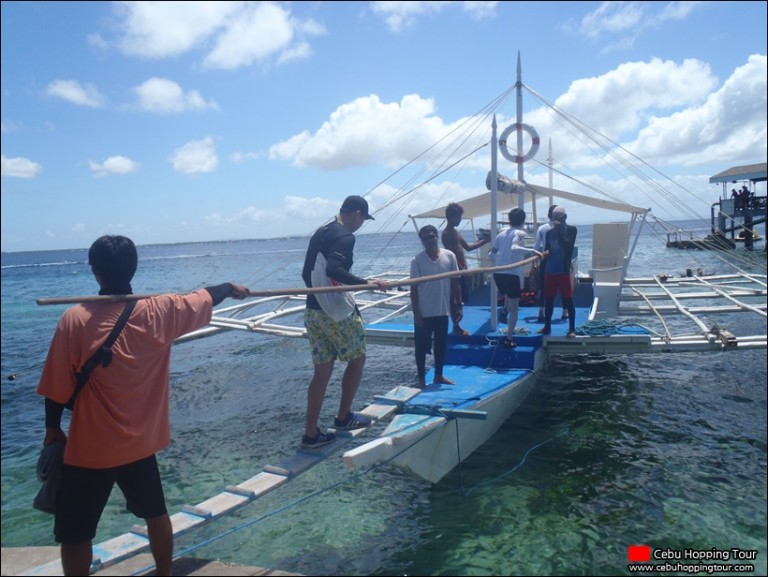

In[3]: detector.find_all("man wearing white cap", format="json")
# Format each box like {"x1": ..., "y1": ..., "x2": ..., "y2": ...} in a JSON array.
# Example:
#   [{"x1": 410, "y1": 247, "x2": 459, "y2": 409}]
[
  {"x1": 533, "y1": 204, "x2": 568, "y2": 322},
  {"x1": 537, "y1": 206, "x2": 577, "y2": 337}
]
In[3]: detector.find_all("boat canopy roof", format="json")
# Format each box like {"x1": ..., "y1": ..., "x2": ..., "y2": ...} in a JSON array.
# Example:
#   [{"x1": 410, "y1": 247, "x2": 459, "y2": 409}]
[{"x1": 410, "y1": 183, "x2": 649, "y2": 221}]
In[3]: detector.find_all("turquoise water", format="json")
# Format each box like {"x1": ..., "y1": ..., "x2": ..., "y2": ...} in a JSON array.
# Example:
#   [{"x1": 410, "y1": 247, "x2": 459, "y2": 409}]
[{"x1": 2, "y1": 228, "x2": 766, "y2": 576}]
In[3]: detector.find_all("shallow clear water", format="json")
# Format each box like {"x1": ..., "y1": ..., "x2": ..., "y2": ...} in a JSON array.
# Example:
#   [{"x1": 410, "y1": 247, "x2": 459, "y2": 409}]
[{"x1": 2, "y1": 227, "x2": 766, "y2": 575}]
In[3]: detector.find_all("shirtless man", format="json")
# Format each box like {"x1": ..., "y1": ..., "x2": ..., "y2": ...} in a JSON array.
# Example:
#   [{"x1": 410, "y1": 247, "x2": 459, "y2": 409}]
[{"x1": 441, "y1": 202, "x2": 490, "y2": 335}]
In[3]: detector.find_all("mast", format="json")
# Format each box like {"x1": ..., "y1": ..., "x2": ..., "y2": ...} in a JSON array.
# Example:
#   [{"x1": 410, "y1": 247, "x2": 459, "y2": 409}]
[
  {"x1": 490, "y1": 115, "x2": 499, "y2": 331},
  {"x1": 547, "y1": 138, "x2": 555, "y2": 214},
  {"x1": 548, "y1": 139, "x2": 553, "y2": 189},
  {"x1": 515, "y1": 52, "x2": 525, "y2": 209}
]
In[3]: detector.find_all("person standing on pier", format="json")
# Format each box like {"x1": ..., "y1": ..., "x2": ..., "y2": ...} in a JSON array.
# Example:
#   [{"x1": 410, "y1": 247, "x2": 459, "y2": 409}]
[
  {"x1": 36, "y1": 235, "x2": 250, "y2": 576},
  {"x1": 739, "y1": 185, "x2": 751, "y2": 210}
]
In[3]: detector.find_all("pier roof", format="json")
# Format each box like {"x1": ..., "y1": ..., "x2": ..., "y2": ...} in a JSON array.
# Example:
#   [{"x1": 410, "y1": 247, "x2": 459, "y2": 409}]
[{"x1": 709, "y1": 162, "x2": 767, "y2": 184}]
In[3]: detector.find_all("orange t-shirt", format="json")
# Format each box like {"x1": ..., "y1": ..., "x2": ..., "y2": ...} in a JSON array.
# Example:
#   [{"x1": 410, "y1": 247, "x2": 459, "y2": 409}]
[{"x1": 36, "y1": 290, "x2": 213, "y2": 468}]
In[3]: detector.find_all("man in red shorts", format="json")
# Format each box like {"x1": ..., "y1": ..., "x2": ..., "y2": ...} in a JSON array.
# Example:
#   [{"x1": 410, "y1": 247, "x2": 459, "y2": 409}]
[{"x1": 537, "y1": 206, "x2": 577, "y2": 337}]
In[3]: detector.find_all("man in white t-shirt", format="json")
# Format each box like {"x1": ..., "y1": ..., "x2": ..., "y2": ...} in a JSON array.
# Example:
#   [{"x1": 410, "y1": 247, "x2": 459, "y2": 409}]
[
  {"x1": 410, "y1": 225, "x2": 462, "y2": 388},
  {"x1": 489, "y1": 209, "x2": 544, "y2": 347}
]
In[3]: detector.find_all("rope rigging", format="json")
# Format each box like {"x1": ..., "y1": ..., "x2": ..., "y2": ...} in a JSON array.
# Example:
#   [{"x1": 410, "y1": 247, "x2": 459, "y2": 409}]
[{"x1": 574, "y1": 319, "x2": 653, "y2": 337}]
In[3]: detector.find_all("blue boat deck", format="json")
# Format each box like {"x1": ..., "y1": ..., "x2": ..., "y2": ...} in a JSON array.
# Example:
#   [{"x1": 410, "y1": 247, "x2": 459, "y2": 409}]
[
  {"x1": 408, "y1": 364, "x2": 532, "y2": 409},
  {"x1": 369, "y1": 305, "x2": 590, "y2": 339}
]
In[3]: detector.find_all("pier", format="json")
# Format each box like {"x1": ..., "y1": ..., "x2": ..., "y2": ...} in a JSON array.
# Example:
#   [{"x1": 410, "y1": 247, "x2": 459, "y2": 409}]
[{"x1": 708, "y1": 162, "x2": 767, "y2": 250}]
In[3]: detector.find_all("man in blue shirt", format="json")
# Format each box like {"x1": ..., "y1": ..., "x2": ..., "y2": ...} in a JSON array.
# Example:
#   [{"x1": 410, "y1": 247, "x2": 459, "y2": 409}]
[{"x1": 537, "y1": 206, "x2": 577, "y2": 337}]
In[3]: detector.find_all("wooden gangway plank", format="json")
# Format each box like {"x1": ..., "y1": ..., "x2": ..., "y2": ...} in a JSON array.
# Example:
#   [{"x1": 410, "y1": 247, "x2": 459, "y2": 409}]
[{"x1": 21, "y1": 386, "x2": 422, "y2": 576}]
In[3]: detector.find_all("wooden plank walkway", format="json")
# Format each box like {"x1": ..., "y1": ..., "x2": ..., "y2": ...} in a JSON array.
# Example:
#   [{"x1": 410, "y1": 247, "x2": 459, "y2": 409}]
[
  {"x1": 1, "y1": 547, "x2": 302, "y2": 576},
  {"x1": 20, "y1": 386, "x2": 421, "y2": 576}
]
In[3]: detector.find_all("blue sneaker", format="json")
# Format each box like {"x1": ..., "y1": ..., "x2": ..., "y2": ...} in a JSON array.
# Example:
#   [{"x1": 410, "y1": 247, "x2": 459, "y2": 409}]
[
  {"x1": 301, "y1": 429, "x2": 335, "y2": 449},
  {"x1": 333, "y1": 411, "x2": 372, "y2": 431}
]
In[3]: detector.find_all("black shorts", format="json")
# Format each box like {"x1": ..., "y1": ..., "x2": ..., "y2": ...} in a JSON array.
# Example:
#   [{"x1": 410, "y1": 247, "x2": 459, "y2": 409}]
[
  {"x1": 54, "y1": 454, "x2": 167, "y2": 544},
  {"x1": 493, "y1": 273, "x2": 522, "y2": 299}
]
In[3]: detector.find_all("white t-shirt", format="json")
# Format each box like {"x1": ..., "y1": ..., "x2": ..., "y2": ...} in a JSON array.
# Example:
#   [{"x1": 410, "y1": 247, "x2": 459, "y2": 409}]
[
  {"x1": 489, "y1": 227, "x2": 535, "y2": 279},
  {"x1": 410, "y1": 249, "x2": 458, "y2": 318},
  {"x1": 534, "y1": 220, "x2": 554, "y2": 252}
]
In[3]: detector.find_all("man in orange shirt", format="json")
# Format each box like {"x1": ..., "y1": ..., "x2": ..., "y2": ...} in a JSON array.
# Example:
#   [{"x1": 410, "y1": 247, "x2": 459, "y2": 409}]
[{"x1": 36, "y1": 235, "x2": 249, "y2": 576}]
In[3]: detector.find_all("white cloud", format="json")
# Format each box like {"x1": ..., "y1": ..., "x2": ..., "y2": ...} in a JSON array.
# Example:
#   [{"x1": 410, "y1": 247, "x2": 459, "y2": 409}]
[
  {"x1": 1, "y1": 155, "x2": 42, "y2": 178},
  {"x1": 204, "y1": 194, "x2": 339, "y2": 230},
  {"x1": 269, "y1": 94, "x2": 453, "y2": 169},
  {"x1": 505, "y1": 54, "x2": 766, "y2": 177},
  {"x1": 111, "y1": 1, "x2": 325, "y2": 70},
  {"x1": 551, "y1": 58, "x2": 717, "y2": 137},
  {"x1": 461, "y1": 1, "x2": 499, "y2": 20},
  {"x1": 171, "y1": 137, "x2": 219, "y2": 174},
  {"x1": 579, "y1": 1, "x2": 644, "y2": 38},
  {"x1": 114, "y1": 0, "x2": 241, "y2": 58},
  {"x1": 626, "y1": 54, "x2": 768, "y2": 166},
  {"x1": 89, "y1": 155, "x2": 140, "y2": 177},
  {"x1": 45, "y1": 80, "x2": 105, "y2": 107},
  {"x1": 133, "y1": 78, "x2": 219, "y2": 114},
  {"x1": 230, "y1": 151, "x2": 260, "y2": 163},
  {"x1": 267, "y1": 54, "x2": 765, "y2": 182},
  {"x1": 1, "y1": 121, "x2": 20, "y2": 133},
  {"x1": 577, "y1": 1, "x2": 704, "y2": 48},
  {"x1": 371, "y1": 1, "x2": 498, "y2": 32},
  {"x1": 203, "y1": 2, "x2": 294, "y2": 70}
]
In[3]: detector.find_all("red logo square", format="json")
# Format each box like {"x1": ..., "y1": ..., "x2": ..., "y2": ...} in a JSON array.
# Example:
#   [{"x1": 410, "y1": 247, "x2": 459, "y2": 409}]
[{"x1": 628, "y1": 545, "x2": 651, "y2": 562}]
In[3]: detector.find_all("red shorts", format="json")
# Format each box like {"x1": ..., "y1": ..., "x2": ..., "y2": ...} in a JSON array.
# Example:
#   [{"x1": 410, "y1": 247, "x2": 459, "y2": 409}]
[{"x1": 543, "y1": 273, "x2": 573, "y2": 299}]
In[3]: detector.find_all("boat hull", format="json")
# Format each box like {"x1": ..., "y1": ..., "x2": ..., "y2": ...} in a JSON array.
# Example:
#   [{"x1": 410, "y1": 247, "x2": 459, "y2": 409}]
[{"x1": 344, "y1": 363, "x2": 540, "y2": 483}]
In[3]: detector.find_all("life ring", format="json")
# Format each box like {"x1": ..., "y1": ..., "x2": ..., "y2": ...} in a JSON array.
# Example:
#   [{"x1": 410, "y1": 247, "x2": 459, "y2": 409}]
[{"x1": 499, "y1": 123, "x2": 540, "y2": 164}]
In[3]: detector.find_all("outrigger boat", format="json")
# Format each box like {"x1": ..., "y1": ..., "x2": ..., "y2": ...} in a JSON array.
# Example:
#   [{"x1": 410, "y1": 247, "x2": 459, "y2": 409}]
[
  {"x1": 165, "y1": 58, "x2": 767, "y2": 484},
  {"x1": 28, "y1": 55, "x2": 767, "y2": 576},
  {"x1": 172, "y1": 58, "x2": 766, "y2": 485}
]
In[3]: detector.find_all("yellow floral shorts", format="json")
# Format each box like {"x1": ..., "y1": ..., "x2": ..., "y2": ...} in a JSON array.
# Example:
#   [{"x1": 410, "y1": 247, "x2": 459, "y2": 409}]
[{"x1": 304, "y1": 308, "x2": 366, "y2": 364}]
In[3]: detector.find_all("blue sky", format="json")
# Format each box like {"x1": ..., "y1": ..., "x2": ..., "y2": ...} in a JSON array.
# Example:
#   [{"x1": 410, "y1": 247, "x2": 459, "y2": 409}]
[{"x1": 2, "y1": 1, "x2": 766, "y2": 252}]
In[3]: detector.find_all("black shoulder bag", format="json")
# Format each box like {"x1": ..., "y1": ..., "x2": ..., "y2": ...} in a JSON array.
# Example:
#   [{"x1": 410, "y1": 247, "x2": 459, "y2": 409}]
[{"x1": 65, "y1": 299, "x2": 137, "y2": 410}]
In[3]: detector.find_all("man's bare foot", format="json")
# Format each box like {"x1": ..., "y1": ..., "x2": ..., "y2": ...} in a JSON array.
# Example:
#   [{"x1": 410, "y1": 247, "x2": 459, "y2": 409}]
[
  {"x1": 416, "y1": 377, "x2": 426, "y2": 388},
  {"x1": 536, "y1": 326, "x2": 551, "y2": 335},
  {"x1": 452, "y1": 327, "x2": 470, "y2": 336},
  {"x1": 433, "y1": 376, "x2": 455, "y2": 385},
  {"x1": 566, "y1": 330, "x2": 576, "y2": 338}
]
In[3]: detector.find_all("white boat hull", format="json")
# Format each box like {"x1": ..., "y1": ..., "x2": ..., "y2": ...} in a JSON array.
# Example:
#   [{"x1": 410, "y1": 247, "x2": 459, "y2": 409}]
[{"x1": 344, "y1": 360, "x2": 541, "y2": 483}]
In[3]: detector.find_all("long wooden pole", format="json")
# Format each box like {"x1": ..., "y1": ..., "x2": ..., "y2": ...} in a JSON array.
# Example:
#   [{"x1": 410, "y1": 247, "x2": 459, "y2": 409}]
[{"x1": 36, "y1": 255, "x2": 542, "y2": 305}]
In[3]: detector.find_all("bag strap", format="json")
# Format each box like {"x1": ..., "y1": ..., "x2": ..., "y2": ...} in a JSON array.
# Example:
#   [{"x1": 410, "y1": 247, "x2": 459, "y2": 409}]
[{"x1": 65, "y1": 300, "x2": 137, "y2": 410}]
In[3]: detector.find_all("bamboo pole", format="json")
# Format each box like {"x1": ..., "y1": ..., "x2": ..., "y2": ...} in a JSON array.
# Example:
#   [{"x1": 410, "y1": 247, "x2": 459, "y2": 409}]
[{"x1": 36, "y1": 255, "x2": 542, "y2": 305}]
